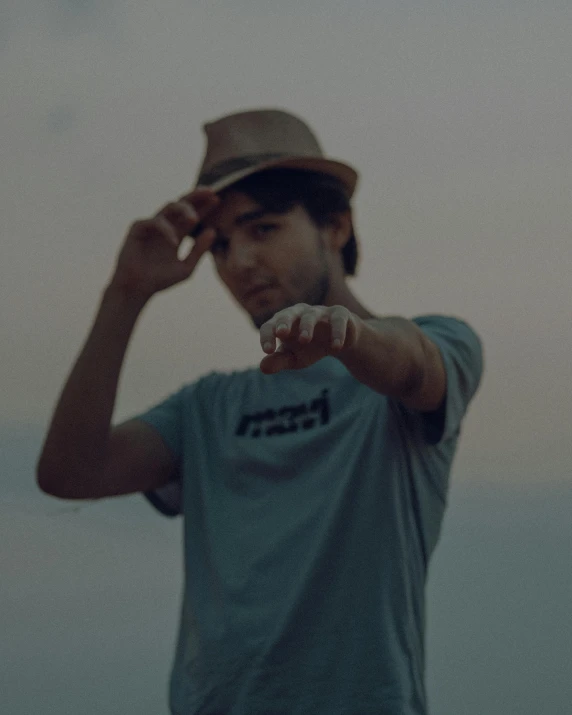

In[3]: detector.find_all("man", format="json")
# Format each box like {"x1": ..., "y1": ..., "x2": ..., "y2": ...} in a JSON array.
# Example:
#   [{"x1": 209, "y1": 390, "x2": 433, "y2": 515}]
[{"x1": 37, "y1": 109, "x2": 484, "y2": 715}]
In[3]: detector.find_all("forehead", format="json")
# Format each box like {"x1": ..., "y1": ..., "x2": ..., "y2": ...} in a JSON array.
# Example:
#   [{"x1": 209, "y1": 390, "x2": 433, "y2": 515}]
[{"x1": 204, "y1": 190, "x2": 263, "y2": 230}]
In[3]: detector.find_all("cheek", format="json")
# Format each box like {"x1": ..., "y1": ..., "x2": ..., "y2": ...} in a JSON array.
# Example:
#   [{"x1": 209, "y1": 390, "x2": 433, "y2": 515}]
[
  {"x1": 284, "y1": 259, "x2": 322, "y2": 300},
  {"x1": 274, "y1": 232, "x2": 319, "y2": 271}
]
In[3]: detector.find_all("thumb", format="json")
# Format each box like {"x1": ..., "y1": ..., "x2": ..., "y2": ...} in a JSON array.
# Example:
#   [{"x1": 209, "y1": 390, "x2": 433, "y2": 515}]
[
  {"x1": 260, "y1": 348, "x2": 296, "y2": 374},
  {"x1": 182, "y1": 226, "x2": 216, "y2": 273}
]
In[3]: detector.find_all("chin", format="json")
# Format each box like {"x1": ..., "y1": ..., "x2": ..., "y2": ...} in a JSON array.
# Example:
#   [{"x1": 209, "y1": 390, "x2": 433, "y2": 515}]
[
  {"x1": 241, "y1": 293, "x2": 286, "y2": 329},
  {"x1": 249, "y1": 299, "x2": 293, "y2": 329}
]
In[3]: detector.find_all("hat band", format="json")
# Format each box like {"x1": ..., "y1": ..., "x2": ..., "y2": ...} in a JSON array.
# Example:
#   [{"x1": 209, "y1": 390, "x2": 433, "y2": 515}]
[{"x1": 198, "y1": 152, "x2": 289, "y2": 186}]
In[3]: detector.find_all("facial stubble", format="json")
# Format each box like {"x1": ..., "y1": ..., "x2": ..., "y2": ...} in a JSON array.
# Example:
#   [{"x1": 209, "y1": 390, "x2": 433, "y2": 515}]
[{"x1": 249, "y1": 239, "x2": 331, "y2": 330}]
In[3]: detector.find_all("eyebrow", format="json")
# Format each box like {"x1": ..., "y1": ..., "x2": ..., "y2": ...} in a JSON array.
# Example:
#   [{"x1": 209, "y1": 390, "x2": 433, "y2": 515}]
[
  {"x1": 193, "y1": 208, "x2": 271, "y2": 240},
  {"x1": 233, "y1": 209, "x2": 269, "y2": 227},
  {"x1": 208, "y1": 209, "x2": 273, "y2": 243}
]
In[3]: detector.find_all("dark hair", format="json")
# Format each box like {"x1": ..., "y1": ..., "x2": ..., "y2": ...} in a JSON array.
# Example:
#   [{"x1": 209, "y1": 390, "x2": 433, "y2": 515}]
[{"x1": 222, "y1": 168, "x2": 359, "y2": 276}]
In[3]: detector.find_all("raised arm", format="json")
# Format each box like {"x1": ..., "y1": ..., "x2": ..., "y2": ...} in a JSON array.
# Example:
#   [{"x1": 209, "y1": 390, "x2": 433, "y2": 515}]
[{"x1": 36, "y1": 188, "x2": 219, "y2": 499}]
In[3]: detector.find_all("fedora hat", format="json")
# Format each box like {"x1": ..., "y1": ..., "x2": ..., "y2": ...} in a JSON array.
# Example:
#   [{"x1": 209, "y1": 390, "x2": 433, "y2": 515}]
[{"x1": 194, "y1": 108, "x2": 359, "y2": 197}]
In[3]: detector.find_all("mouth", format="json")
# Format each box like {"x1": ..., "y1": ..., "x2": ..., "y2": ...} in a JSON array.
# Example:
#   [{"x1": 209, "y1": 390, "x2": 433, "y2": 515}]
[{"x1": 242, "y1": 285, "x2": 275, "y2": 301}]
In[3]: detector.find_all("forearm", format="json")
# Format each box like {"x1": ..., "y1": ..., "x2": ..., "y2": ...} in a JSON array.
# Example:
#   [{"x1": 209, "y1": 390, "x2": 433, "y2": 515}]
[
  {"x1": 337, "y1": 316, "x2": 426, "y2": 400},
  {"x1": 37, "y1": 283, "x2": 148, "y2": 492}
]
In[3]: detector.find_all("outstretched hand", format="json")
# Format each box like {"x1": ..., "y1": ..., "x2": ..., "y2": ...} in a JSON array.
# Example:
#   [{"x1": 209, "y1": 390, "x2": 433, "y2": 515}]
[{"x1": 259, "y1": 303, "x2": 362, "y2": 374}]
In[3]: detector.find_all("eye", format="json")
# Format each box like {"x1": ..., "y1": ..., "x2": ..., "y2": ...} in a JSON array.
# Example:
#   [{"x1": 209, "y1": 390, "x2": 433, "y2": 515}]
[{"x1": 253, "y1": 223, "x2": 278, "y2": 238}]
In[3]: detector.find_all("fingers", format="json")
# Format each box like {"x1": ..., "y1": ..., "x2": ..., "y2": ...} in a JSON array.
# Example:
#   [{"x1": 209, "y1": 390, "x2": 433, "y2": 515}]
[
  {"x1": 129, "y1": 215, "x2": 180, "y2": 248},
  {"x1": 260, "y1": 304, "x2": 310, "y2": 353},
  {"x1": 142, "y1": 188, "x2": 219, "y2": 257},
  {"x1": 328, "y1": 307, "x2": 350, "y2": 349},
  {"x1": 155, "y1": 199, "x2": 202, "y2": 242},
  {"x1": 297, "y1": 309, "x2": 319, "y2": 344},
  {"x1": 181, "y1": 224, "x2": 217, "y2": 272},
  {"x1": 178, "y1": 187, "x2": 220, "y2": 220},
  {"x1": 260, "y1": 347, "x2": 296, "y2": 375},
  {"x1": 260, "y1": 305, "x2": 351, "y2": 355},
  {"x1": 157, "y1": 201, "x2": 199, "y2": 239},
  {"x1": 154, "y1": 187, "x2": 219, "y2": 237},
  {"x1": 260, "y1": 304, "x2": 320, "y2": 353}
]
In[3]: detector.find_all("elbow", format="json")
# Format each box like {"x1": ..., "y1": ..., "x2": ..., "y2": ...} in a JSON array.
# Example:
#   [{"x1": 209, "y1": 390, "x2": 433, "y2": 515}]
[
  {"x1": 36, "y1": 459, "x2": 63, "y2": 497},
  {"x1": 36, "y1": 457, "x2": 103, "y2": 501},
  {"x1": 36, "y1": 453, "x2": 51, "y2": 493},
  {"x1": 36, "y1": 456, "x2": 76, "y2": 499}
]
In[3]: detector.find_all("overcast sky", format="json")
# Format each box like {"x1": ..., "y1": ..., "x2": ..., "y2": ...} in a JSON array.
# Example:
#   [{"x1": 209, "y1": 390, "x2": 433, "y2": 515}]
[{"x1": 1, "y1": 1, "x2": 571, "y2": 713}]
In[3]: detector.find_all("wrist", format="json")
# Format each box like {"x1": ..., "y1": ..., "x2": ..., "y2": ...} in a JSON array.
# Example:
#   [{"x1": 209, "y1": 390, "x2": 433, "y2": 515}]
[
  {"x1": 336, "y1": 314, "x2": 369, "y2": 362},
  {"x1": 103, "y1": 279, "x2": 151, "y2": 314}
]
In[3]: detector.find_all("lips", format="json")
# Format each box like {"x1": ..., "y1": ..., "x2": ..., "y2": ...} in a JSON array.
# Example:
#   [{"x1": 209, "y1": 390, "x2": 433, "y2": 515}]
[{"x1": 243, "y1": 284, "x2": 274, "y2": 300}]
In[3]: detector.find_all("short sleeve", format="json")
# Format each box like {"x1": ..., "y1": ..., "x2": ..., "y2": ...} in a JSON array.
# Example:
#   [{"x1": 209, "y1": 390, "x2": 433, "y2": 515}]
[
  {"x1": 132, "y1": 387, "x2": 185, "y2": 517},
  {"x1": 412, "y1": 315, "x2": 484, "y2": 445}
]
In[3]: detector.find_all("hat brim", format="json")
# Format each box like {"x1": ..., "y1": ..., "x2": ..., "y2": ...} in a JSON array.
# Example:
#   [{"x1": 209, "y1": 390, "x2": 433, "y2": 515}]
[{"x1": 197, "y1": 156, "x2": 359, "y2": 198}]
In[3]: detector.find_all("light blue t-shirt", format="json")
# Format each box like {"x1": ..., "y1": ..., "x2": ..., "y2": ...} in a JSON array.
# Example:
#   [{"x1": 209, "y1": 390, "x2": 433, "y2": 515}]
[{"x1": 135, "y1": 315, "x2": 483, "y2": 715}]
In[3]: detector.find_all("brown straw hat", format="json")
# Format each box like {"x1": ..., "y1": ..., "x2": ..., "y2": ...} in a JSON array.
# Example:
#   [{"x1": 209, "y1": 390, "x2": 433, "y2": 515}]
[{"x1": 194, "y1": 108, "x2": 359, "y2": 197}]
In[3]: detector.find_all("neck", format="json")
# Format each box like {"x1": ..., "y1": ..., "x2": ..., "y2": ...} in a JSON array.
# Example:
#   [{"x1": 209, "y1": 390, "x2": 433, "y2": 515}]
[{"x1": 324, "y1": 279, "x2": 376, "y2": 321}]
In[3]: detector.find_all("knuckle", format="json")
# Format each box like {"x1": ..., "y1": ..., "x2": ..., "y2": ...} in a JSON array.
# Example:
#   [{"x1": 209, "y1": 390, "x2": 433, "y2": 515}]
[
  {"x1": 162, "y1": 201, "x2": 179, "y2": 213},
  {"x1": 332, "y1": 306, "x2": 349, "y2": 319},
  {"x1": 161, "y1": 201, "x2": 197, "y2": 223},
  {"x1": 178, "y1": 198, "x2": 199, "y2": 217},
  {"x1": 130, "y1": 219, "x2": 148, "y2": 232},
  {"x1": 132, "y1": 217, "x2": 161, "y2": 236},
  {"x1": 161, "y1": 203, "x2": 185, "y2": 221},
  {"x1": 152, "y1": 215, "x2": 171, "y2": 231},
  {"x1": 179, "y1": 199, "x2": 199, "y2": 216},
  {"x1": 151, "y1": 216, "x2": 177, "y2": 241}
]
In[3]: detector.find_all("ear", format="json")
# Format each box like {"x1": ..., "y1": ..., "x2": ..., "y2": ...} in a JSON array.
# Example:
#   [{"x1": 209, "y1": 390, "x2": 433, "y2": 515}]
[{"x1": 325, "y1": 210, "x2": 353, "y2": 251}]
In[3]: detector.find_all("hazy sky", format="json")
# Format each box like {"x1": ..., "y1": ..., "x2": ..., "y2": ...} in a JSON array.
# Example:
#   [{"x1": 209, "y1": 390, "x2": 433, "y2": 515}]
[{"x1": 2, "y1": 1, "x2": 571, "y2": 713}]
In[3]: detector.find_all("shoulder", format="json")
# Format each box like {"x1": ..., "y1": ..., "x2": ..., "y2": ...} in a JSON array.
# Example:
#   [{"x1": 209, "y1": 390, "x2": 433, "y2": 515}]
[
  {"x1": 412, "y1": 313, "x2": 485, "y2": 406},
  {"x1": 411, "y1": 314, "x2": 483, "y2": 360},
  {"x1": 411, "y1": 313, "x2": 481, "y2": 336}
]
